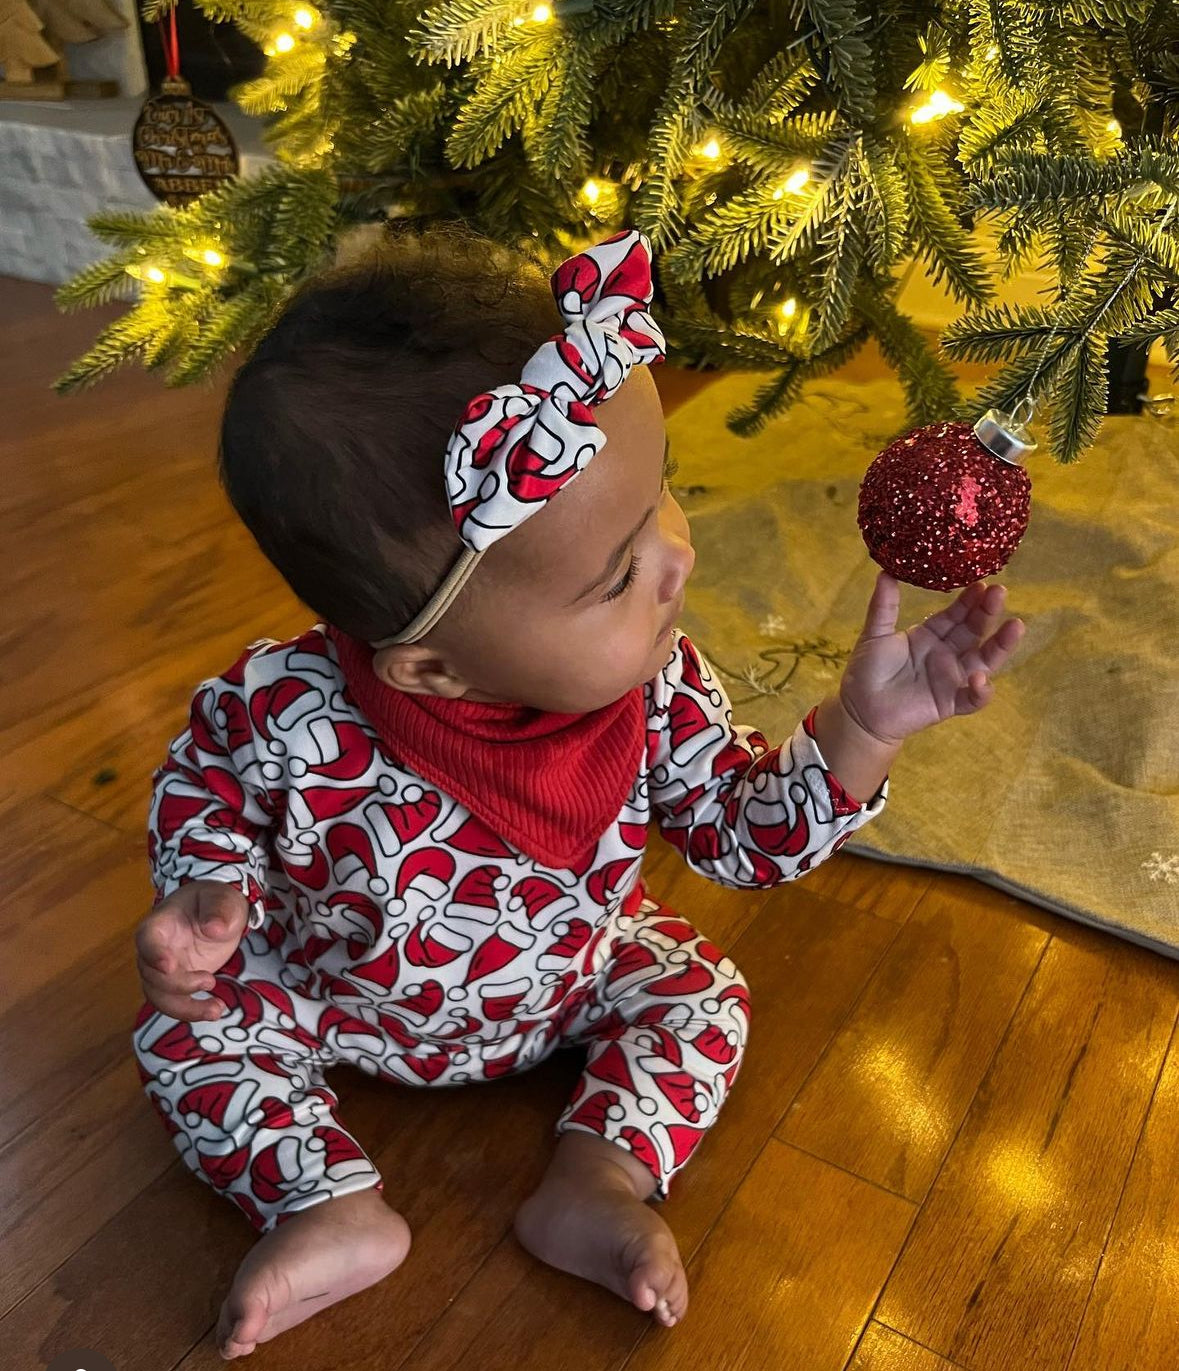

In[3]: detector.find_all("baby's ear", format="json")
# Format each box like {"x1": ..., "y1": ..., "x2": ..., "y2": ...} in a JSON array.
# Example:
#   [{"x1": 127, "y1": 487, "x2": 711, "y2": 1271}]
[{"x1": 372, "y1": 643, "x2": 468, "y2": 699}]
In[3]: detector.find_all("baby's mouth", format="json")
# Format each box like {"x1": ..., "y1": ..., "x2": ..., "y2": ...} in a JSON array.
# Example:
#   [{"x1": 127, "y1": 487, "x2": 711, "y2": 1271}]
[{"x1": 655, "y1": 602, "x2": 683, "y2": 645}]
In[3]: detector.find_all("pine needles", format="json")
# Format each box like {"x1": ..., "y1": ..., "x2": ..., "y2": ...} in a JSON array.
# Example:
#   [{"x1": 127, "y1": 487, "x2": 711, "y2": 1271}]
[{"x1": 52, "y1": 0, "x2": 1179, "y2": 460}]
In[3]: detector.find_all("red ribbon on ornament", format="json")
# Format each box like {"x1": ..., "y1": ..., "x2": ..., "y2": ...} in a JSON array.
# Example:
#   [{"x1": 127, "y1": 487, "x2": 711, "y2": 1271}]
[{"x1": 158, "y1": 7, "x2": 181, "y2": 80}]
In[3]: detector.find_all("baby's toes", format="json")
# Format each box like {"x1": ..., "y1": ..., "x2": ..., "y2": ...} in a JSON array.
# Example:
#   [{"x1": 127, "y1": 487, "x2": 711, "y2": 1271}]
[
  {"x1": 653, "y1": 1269, "x2": 688, "y2": 1327},
  {"x1": 629, "y1": 1270, "x2": 658, "y2": 1313},
  {"x1": 629, "y1": 1246, "x2": 687, "y2": 1325},
  {"x1": 665, "y1": 1264, "x2": 689, "y2": 1322},
  {"x1": 217, "y1": 1292, "x2": 267, "y2": 1358},
  {"x1": 219, "y1": 1334, "x2": 257, "y2": 1361}
]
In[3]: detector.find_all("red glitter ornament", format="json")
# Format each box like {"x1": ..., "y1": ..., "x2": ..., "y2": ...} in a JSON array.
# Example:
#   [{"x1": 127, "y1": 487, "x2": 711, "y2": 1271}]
[{"x1": 857, "y1": 410, "x2": 1034, "y2": 592}]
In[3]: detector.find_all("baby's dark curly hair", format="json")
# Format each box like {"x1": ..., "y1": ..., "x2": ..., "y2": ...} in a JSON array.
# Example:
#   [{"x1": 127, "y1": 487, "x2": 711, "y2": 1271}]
[{"x1": 219, "y1": 221, "x2": 560, "y2": 641}]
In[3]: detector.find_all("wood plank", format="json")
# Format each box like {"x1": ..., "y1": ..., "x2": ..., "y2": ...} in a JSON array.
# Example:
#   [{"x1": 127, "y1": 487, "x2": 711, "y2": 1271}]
[
  {"x1": 623, "y1": 1140, "x2": 914, "y2": 1371},
  {"x1": 0, "y1": 793, "x2": 150, "y2": 1007},
  {"x1": 0, "y1": 1055, "x2": 177, "y2": 1315},
  {"x1": 0, "y1": 613, "x2": 304, "y2": 832},
  {"x1": 799, "y1": 851, "x2": 933, "y2": 925},
  {"x1": 0, "y1": 1158, "x2": 240, "y2": 1371},
  {"x1": 778, "y1": 881, "x2": 1053, "y2": 1199},
  {"x1": 393, "y1": 1232, "x2": 646, "y2": 1371},
  {"x1": 848, "y1": 1323, "x2": 965, "y2": 1370},
  {"x1": 0, "y1": 506, "x2": 302, "y2": 741},
  {"x1": 0, "y1": 923, "x2": 145, "y2": 1150},
  {"x1": 1065, "y1": 1019, "x2": 1179, "y2": 1370},
  {"x1": 876, "y1": 924, "x2": 1179, "y2": 1370}
]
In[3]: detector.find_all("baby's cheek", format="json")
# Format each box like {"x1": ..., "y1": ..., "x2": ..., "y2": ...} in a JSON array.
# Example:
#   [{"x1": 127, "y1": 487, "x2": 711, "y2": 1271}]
[{"x1": 576, "y1": 621, "x2": 642, "y2": 692}]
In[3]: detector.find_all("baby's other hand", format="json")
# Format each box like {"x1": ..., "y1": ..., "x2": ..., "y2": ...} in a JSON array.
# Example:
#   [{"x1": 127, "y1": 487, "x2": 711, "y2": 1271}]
[
  {"x1": 135, "y1": 879, "x2": 249, "y2": 1022},
  {"x1": 839, "y1": 571, "x2": 1026, "y2": 745}
]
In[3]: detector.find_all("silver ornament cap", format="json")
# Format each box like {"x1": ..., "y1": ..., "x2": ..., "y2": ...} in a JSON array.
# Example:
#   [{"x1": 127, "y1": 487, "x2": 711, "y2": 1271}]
[{"x1": 973, "y1": 408, "x2": 1037, "y2": 467}]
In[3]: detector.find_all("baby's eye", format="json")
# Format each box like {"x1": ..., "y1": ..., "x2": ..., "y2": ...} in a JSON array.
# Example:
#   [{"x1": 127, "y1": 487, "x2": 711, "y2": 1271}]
[
  {"x1": 603, "y1": 552, "x2": 641, "y2": 602},
  {"x1": 662, "y1": 451, "x2": 679, "y2": 484}
]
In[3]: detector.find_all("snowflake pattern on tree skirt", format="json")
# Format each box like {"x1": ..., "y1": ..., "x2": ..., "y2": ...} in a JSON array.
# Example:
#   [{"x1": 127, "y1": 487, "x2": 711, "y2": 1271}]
[{"x1": 1142, "y1": 852, "x2": 1179, "y2": 885}]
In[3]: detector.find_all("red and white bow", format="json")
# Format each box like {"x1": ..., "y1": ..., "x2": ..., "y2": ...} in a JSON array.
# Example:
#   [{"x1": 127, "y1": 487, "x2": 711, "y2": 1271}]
[{"x1": 444, "y1": 228, "x2": 666, "y2": 552}]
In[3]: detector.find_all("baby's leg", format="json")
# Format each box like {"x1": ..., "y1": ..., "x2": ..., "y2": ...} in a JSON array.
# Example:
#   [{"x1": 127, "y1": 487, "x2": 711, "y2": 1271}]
[
  {"x1": 132, "y1": 977, "x2": 409, "y2": 1359},
  {"x1": 515, "y1": 894, "x2": 750, "y2": 1328}
]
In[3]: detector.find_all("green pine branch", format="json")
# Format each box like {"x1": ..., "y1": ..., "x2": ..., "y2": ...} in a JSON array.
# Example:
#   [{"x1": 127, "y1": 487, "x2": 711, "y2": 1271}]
[
  {"x1": 54, "y1": 253, "x2": 141, "y2": 311},
  {"x1": 446, "y1": 34, "x2": 557, "y2": 168},
  {"x1": 856, "y1": 282, "x2": 962, "y2": 424},
  {"x1": 725, "y1": 326, "x2": 871, "y2": 437},
  {"x1": 809, "y1": 171, "x2": 864, "y2": 350},
  {"x1": 411, "y1": 0, "x2": 522, "y2": 67},
  {"x1": 798, "y1": 0, "x2": 875, "y2": 123},
  {"x1": 526, "y1": 31, "x2": 597, "y2": 182},
  {"x1": 897, "y1": 136, "x2": 992, "y2": 305}
]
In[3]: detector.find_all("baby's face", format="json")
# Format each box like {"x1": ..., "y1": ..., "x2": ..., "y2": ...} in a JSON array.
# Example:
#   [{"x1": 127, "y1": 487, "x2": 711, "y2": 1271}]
[{"x1": 425, "y1": 367, "x2": 695, "y2": 712}]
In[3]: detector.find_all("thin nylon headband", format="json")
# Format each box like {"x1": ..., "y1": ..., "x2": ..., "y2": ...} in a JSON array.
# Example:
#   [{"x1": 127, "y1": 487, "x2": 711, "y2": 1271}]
[{"x1": 369, "y1": 547, "x2": 483, "y2": 648}]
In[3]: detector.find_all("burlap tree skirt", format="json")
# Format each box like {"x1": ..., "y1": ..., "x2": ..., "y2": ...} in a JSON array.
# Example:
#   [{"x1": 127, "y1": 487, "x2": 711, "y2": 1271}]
[{"x1": 670, "y1": 374, "x2": 1179, "y2": 955}]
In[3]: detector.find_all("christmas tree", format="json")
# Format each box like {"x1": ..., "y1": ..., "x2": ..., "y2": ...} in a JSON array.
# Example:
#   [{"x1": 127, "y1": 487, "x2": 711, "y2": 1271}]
[{"x1": 55, "y1": 0, "x2": 1179, "y2": 461}]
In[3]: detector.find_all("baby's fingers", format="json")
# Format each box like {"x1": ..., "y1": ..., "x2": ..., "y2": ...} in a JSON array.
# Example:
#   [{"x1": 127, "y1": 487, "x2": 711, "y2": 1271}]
[
  {"x1": 153, "y1": 993, "x2": 225, "y2": 1024},
  {"x1": 139, "y1": 959, "x2": 216, "y2": 998},
  {"x1": 138, "y1": 964, "x2": 225, "y2": 1023},
  {"x1": 134, "y1": 911, "x2": 184, "y2": 975},
  {"x1": 977, "y1": 616, "x2": 1026, "y2": 672},
  {"x1": 955, "y1": 670, "x2": 994, "y2": 715}
]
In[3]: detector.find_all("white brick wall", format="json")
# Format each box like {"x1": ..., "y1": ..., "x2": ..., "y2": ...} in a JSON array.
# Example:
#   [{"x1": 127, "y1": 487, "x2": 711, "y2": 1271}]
[{"x1": 0, "y1": 98, "x2": 271, "y2": 284}]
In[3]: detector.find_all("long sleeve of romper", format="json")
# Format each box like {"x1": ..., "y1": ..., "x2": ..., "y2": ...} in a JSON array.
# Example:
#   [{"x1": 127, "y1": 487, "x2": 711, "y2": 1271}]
[
  {"x1": 147, "y1": 648, "x2": 277, "y2": 930},
  {"x1": 644, "y1": 634, "x2": 888, "y2": 889}
]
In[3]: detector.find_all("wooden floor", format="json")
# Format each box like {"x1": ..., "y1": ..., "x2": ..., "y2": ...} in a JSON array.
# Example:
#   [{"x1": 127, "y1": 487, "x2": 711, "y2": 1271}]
[{"x1": 3, "y1": 274, "x2": 1179, "y2": 1371}]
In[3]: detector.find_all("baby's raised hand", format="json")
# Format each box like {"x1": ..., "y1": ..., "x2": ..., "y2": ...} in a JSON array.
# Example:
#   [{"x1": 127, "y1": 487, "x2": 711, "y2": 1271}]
[
  {"x1": 135, "y1": 879, "x2": 249, "y2": 1022},
  {"x1": 838, "y1": 571, "x2": 1025, "y2": 746}
]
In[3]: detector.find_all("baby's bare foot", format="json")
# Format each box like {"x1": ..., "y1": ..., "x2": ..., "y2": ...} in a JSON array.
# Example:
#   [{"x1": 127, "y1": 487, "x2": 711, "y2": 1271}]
[
  {"x1": 217, "y1": 1186, "x2": 410, "y2": 1359},
  {"x1": 514, "y1": 1132, "x2": 687, "y2": 1328}
]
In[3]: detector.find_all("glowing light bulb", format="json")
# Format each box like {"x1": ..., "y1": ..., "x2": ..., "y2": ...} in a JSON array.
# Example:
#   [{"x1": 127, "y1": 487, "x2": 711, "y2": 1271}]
[
  {"x1": 274, "y1": 31, "x2": 295, "y2": 52},
  {"x1": 125, "y1": 263, "x2": 168, "y2": 284},
  {"x1": 582, "y1": 178, "x2": 601, "y2": 204},
  {"x1": 698, "y1": 137, "x2": 722, "y2": 160},
  {"x1": 532, "y1": 3, "x2": 552, "y2": 20},
  {"x1": 1106, "y1": 118, "x2": 1121, "y2": 136},
  {"x1": 985, "y1": 44, "x2": 998, "y2": 59},
  {"x1": 294, "y1": 6, "x2": 314, "y2": 27},
  {"x1": 183, "y1": 245, "x2": 226, "y2": 268},
  {"x1": 910, "y1": 88, "x2": 965, "y2": 124},
  {"x1": 772, "y1": 167, "x2": 810, "y2": 199},
  {"x1": 779, "y1": 297, "x2": 798, "y2": 319}
]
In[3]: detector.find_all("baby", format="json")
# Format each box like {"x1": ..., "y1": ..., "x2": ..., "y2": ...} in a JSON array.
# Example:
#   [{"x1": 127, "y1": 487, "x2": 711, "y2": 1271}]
[{"x1": 132, "y1": 225, "x2": 1024, "y2": 1359}]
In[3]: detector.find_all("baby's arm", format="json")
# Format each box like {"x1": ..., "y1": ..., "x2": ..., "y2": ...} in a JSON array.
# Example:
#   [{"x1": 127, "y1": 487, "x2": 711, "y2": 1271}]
[
  {"x1": 644, "y1": 635, "x2": 887, "y2": 889},
  {"x1": 148, "y1": 646, "x2": 278, "y2": 932}
]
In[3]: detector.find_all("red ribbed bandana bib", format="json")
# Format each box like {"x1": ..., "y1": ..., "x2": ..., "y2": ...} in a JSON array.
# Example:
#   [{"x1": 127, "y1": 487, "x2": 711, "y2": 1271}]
[{"x1": 327, "y1": 627, "x2": 647, "y2": 869}]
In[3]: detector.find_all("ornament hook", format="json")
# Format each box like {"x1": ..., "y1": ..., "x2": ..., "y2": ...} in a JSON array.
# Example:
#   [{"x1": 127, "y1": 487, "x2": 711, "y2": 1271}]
[{"x1": 1007, "y1": 394, "x2": 1036, "y2": 429}]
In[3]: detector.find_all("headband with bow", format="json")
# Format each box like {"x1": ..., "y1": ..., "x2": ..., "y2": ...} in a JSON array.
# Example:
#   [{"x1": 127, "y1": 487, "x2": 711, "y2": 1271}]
[{"x1": 373, "y1": 228, "x2": 666, "y2": 647}]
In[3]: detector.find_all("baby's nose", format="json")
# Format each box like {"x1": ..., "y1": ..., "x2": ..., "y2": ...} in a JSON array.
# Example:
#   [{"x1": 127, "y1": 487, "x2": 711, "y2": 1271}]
[{"x1": 674, "y1": 537, "x2": 696, "y2": 591}]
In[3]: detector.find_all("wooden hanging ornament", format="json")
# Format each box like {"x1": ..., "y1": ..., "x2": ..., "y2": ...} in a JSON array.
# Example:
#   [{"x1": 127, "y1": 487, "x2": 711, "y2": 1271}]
[{"x1": 132, "y1": 5, "x2": 238, "y2": 206}]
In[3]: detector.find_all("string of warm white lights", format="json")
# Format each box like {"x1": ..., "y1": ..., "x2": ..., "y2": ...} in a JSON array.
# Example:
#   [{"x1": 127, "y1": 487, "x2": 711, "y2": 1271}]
[{"x1": 120, "y1": 5, "x2": 1123, "y2": 323}]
